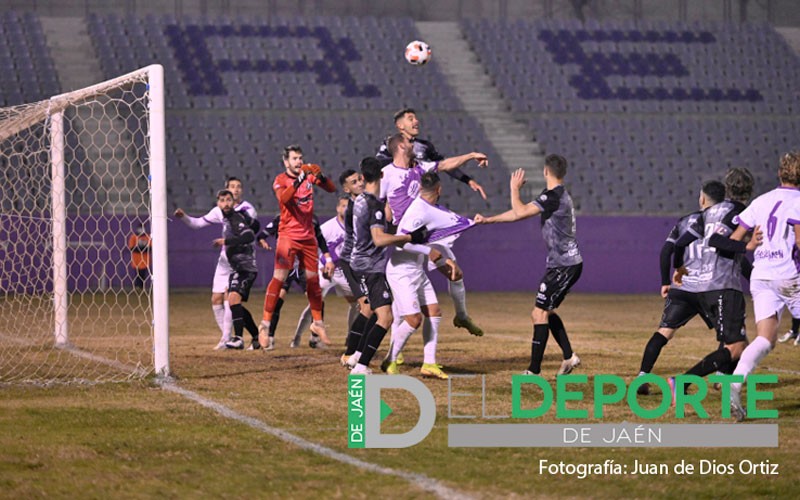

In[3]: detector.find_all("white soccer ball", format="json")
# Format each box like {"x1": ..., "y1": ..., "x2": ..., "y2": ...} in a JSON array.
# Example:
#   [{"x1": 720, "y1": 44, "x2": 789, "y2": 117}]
[{"x1": 405, "y1": 40, "x2": 432, "y2": 66}]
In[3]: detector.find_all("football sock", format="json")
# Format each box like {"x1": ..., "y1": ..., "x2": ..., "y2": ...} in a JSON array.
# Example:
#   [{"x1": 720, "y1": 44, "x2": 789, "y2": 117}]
[
  {"x1": 359, "y1": 324, "x2": 388, "y2": 367},
  {"x1": 306, "y1": 274, "x2": 324, "y2": 322},
  {"x1": 732, "y1": 336, "x2": 773, "y2": 392},
  {"x1": 241, "y1": 306, "x2": 258, "y2": 340},
  {"x1": 548, "y1": 313, "x2": 573, "y2": 360},
  {"x1": 449, "y1": 278, "x2": 468, "y2": 319},
  {"x1": 686, "y1": 348, "x2": 732, "y2": 378},
  {"x1": 212, "y1": 303, "x2": 226, "y2": 338},
  {"x1": 527, "y1": 324, "x2": 550, "y2": 374},
  {"x1": 262, "y1": 278, "x2": 284, "y2": 324},
  {"x1": 269, "y1": 297, "x2": 284, "y2": 337},
  {"x1": 793, "y1": 317, "x2": 800, "y2": 334},
  {"x1": 389, "y1": 320, "x2": 417, "y2": 362},
  {"x1": 358, "y1": 314, "x2": 378, "y2": 353},
  {"x1": 639, "y1": 332, "x2": 669, "y2": 373},
  {"x1": 422, "y1": 316, "x2": 441, "y2": 365},
  {"x1": 222, "y1": 301, "x2": 232, "y2": 340},
  {"x1": 230, "y1": 303, "x2": 244, "y2": 339},
  {"x1": 345, "y1": 313, "x2": 369, "y2": 356},
  {"x1": 295, "y1": 305, "x2": 313, "y2": 342}
]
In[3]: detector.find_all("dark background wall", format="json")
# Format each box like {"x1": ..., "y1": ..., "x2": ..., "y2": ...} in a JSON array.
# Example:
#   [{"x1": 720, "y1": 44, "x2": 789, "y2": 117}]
[{"x1": 169, "y1": 214, "x2": 677, "y2": 293}]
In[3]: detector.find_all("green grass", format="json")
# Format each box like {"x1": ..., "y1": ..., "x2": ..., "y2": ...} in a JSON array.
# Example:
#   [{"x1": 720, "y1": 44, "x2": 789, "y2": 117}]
[{"x1": 1, "y1": 291, "x2": 798, "y2": 499}]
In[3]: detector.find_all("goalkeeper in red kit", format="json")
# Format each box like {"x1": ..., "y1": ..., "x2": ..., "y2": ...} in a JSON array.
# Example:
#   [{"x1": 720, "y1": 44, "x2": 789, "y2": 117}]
[{"x1": 260, "y1": 144, "x2": 337, "y2": 348}]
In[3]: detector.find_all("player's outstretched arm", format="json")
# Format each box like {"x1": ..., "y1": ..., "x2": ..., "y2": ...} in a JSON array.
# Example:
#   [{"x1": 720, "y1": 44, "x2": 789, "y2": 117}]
[
  {"x1": 437, "y1": 152, "x2": 488, "y2": 172},
  {"x1": 370, "y1": 226, "x2": 427, "y2": 248},
  {"x1": 174, "y1": 207, "x2": 215, "y2": 229}
]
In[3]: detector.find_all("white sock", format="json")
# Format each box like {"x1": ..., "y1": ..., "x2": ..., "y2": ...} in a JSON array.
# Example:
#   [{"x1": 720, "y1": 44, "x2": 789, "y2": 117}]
[
  {"x1": 347, "y1": 302, "x2": 360, "y2": 329},
  {"x1": 422, "y1": 316, "x2": 441, "y2": 364},
  {"x1": 390, "y1": 320, "x2": 417, "y2": 361},
  {"x1": 222, "y1": 301, "x2": 233, "y2": 341},
  {"x1": 212, "y1": 304, "x2": 226, "y2": 339},
  {"x1": 295, "y1": 305, "x2": 313, "y2": 341},
  {"x1": 732, "y1": 336, "x2": 773, "y2": 392},
  {"x1": 449, "y1": 279, "x2": 468, "y2": 319}
]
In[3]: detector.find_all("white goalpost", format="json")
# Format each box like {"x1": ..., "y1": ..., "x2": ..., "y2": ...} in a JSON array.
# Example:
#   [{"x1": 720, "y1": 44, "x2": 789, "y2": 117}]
[{"x1": 0, "y1": 65, "x2": 169, "y2": 384}]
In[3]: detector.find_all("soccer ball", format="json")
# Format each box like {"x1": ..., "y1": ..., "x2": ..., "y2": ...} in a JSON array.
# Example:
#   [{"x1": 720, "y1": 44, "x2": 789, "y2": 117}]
[{"x1": 405, "y1": 40, "x2": 431, "y2": 65}]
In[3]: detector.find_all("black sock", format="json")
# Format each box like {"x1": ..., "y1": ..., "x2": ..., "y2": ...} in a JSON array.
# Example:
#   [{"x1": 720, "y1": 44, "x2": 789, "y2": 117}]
[
  {"x1": 639, "y1": 333, "x2": 669, "y2": 374},
  {"x1": 685, "y1": 348, "x2": 732, "y2": 378},
  {"x1": 230, "y1": 303, "x2": 244, "y2": 339},
  {"x1": 359, "y1": 324, "x2": 388, "y2": 367},
  {"x1": 357, "y1": 313, "x2": 378, "y2": 353},
  {"x1": 321, "y1": 301, "x2": 325, "y2": 321},
  {"x1": 345, "y1": 313, "x2": 368, "y2": 355},
  {"x1": 241, "y1": 306, "x2": 258, "y2": 340},
  {"x1": 793, "y1": 317, "x2": 800, "y2": 335},
  {"x1": 270, "y1": 297, "x2": 284, "y2": 337},
  {"x1": 527, "y1": 324, "x2": 550, "y2": 374},
  {"x1": 548, "y1": 313, "x2": 573, "y2": 360}
]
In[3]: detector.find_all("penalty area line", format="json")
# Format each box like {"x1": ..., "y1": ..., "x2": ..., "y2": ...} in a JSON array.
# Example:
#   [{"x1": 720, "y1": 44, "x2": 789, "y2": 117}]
[{"x1": 157, "y1": 379, "x2": 473, "y2": 500}]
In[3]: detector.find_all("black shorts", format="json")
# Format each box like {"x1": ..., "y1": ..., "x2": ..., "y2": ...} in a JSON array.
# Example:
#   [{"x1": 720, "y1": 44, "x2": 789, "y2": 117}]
[
  {"x1": 282, "y1": 266, "x2": 307, "y2": 292},
  {"x1": 659, "y1": 288, "x2": 714, "y2": 330},
  {"x1": 356, "y1": 271, "x2": 392, "y2": 310},
  {"x1": 340, "y1": 261, "x2": 364, "y2": 299},
  {"x1": 536, "y1": 263, "x2": 582, "y2": 311},
  {"x1": 700, "y1": 289, "x2": 747, "y2": 344},
  {"x1": 228, "y1": 269, "x2": 257, "y2": 302}
]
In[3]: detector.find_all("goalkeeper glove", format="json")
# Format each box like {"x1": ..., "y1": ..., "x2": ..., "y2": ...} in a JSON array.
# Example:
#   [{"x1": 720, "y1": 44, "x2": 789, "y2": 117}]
[
  {"x1": 293, "y1": 169, "x2": 307, "y2": 187},
  {"x1": 301, "y1": 163, "x2": 322, "y2": 177}
]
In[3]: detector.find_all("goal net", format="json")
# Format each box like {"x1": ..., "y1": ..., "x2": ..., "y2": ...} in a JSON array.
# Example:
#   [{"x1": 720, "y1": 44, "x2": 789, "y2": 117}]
[{"x1": 0, "y1": 65, "x2": 169, "y2": 385}]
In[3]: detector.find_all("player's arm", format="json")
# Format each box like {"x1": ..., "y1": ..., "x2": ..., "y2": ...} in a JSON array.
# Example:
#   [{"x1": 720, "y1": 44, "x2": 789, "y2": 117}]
[
  {"x1": 276, "y1": 173, "x2": 305, "y2": 205},
  {"x1": 301, "y1": 164, "x2": 336, "y2": 193},
  {"x1": 708, "y1": 225, "x2": 762, "y2": 253},
  {"x1": 370, "y1": 225, "x2": 428, "y2": 248},
  {"x1": 257, "y1": 215, "x2": 279, "y2": 250},
  {"x1": 174, "y1": 207, "x2": 216, "y2": 229},
  {"x1": 659, "y1": 240, "x2": 675, "y2": 294},
  {"x1": 437, "y1": 152, "x2": 489, "y2": 172},
  {"x1": 476, "y1": 169, "x2": 540, "y2": 223}
]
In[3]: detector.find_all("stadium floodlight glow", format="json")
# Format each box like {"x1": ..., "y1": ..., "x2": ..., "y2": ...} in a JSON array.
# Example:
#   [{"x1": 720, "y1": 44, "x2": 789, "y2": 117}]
[{"x1": 0, "y1": 65, "x2": 169, "y2": 384}]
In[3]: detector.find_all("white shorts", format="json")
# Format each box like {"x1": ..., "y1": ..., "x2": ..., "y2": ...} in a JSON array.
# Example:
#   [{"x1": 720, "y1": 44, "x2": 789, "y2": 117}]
[
  {"x1": 387, "y1": 251, "x2": 438, "y2": 317},
  {"x1": 212, "y1": 255, "x2": 233, "y2": 294},
  {"x1": 750, "y1": 276, "x2": 800, "y2": 323},
  {"x1": 319, "y1": 266, "x2": 353, "y2": 298}
]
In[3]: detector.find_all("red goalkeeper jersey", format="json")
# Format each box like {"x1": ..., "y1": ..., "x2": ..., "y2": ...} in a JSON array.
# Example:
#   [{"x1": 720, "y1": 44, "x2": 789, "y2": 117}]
[{"x1": 273, "y1": 171, "x2": 335, "y2": 241}]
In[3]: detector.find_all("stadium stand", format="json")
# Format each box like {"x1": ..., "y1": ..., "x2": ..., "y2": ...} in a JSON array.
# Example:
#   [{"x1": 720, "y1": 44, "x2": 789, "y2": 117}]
[
  {"x1": 0, "y1": 11, "x2": 61, "y2": 106},
  {"x1": 462, "y1": 18, "x2": 800, "y2": 213},
  {"x1": 84, "y1": 14, "x2": 508, "y2": 215}
]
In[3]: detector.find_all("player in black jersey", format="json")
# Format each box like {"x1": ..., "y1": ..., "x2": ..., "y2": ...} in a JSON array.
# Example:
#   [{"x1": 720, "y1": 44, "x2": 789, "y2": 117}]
[
  {"x1": 669, "y1": 168, "x2": 759, "y2": 399},
  {"x1": 635, "y1": 181, "x2": 727, "y2": 394},
  {"x1": 376, "y1": 107, "x2": 489, "y2": 199},
  {"x1": 256, "y1": 214, "x2": 332, "y2": 350},
  {"x1": 213, "y1": 190, "x2": 261, "y2": 350},
  {"x1": 476, "y1": 155, "x2": 583, "y2": 377}
]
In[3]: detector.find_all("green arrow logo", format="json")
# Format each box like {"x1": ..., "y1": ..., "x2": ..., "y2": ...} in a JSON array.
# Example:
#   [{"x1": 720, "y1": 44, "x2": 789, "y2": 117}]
[{"x1": 380, "y1": 399, "x2": 393, "y2": 423}]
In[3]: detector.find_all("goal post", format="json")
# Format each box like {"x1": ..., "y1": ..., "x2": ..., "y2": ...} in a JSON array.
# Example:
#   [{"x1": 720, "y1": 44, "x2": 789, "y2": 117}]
[{"x1": 0, "y1": 64, "x2": 169, "y2": 384}]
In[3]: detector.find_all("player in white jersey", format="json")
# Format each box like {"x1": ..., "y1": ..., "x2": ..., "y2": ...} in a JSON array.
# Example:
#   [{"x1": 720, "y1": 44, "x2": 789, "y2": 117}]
[
  {"x1": 729, "y1": 152, "x2": 800, "y2": 421},
  {"x1": 381, "y1": 133, "x2": 488, "y2": 336},
  {"x1": 174, "y1": 177, "x2": 258, "y2": 349},
  {"x1": 290, "y1": 195, "x2": 358, "y2": 348},
  {"x1": 383, "y1": 172, "x2": 469, "y2": 379}
]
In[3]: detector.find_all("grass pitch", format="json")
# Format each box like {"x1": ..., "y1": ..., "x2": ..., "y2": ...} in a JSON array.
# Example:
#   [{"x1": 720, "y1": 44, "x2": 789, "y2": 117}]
[{"x1": 1, "y1": 290, "x2": 798, "y2": 499}]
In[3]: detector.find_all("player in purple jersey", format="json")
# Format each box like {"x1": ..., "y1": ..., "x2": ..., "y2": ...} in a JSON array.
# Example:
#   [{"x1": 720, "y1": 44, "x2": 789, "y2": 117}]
[
  {"x1": 376, "y1": 107, "x2": 489, "y2": 200},
  {"x1": 728, "y1": 153, "x2": 800, "y2": 420},
  {"x1": 475, "y1": 155, "x2": 583, "y2": 377},
  {"x1": 381, "y1": 133, "x2": 488, "y2": 337},
  {"x1": 174, "y1": 177, "x2": 257, "y2": 350}
]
